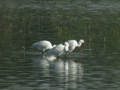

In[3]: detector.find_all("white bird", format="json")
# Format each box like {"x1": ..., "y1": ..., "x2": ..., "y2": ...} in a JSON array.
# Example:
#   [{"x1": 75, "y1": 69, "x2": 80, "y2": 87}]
[
  {"x1": 67, "y1": 39, "x2": 85, "y2": 53},
  {"x1": 64, "y1": 42, "x2": 70, "y2": 55},
  {"x1": 32, "y1": 40, "x2": 55, "y2": 53},
  {"x1": 44, "y1": 42, "x2": 69, "y2": 57}
]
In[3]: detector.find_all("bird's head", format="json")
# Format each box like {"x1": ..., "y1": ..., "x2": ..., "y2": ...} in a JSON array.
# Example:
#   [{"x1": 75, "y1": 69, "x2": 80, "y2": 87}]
[
  {"x1": 64, "y1": 42, "x2": 69, "y2": 46},
  {"x1": 53, "y1": 44, "x2": 56, "y2": 48},
  {"x1": 79, "y1": 39, "x2": 85, "y2": 44}
]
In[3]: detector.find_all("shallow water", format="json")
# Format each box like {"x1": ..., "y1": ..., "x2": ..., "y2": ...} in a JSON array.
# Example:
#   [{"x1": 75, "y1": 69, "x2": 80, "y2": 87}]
[{"x1": 0, "y1": 0, "x2": 120, "y2": 90}]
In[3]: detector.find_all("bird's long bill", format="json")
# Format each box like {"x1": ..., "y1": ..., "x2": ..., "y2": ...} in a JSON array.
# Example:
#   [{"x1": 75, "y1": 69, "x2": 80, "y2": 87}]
[{"x1": 79, "y1": 44, "x2": 85, "y2": 51}]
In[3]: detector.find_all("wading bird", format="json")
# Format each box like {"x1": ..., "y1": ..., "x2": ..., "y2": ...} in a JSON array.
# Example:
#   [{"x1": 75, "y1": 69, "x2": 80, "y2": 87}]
[
  {"x1": 32, "y1": 40, "x2": 56, "y2": 53},
  {"x1": 67, "y1": 39, "x2": 85, "y2": 54},
  {"x1": 44, "y1": 42, "x2": 69, "y2": 58}
]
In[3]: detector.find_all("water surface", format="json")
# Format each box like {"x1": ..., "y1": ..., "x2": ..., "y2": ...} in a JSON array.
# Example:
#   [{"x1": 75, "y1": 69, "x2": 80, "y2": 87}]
[{"x1": 0, "y1": 0, "x2": 120, "y2": 90}]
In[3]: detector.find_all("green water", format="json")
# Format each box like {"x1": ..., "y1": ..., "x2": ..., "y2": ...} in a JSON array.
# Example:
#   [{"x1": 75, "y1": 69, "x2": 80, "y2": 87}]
[{"x1": 0, "y1": 0, "x2": 120, "y2": 90}]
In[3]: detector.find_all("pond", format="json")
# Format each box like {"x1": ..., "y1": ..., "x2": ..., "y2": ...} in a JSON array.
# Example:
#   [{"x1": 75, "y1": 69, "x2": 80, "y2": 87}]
[{"x1": 0, "y1": 0, "x2": 120, "y2": 90}]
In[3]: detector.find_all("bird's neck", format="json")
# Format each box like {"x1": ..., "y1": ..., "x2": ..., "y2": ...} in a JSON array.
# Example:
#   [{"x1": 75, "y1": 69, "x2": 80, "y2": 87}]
[
  {"x1": 77, "y1": 42, "x2": 82, "y2": 47},
  {"x1": 52, "y1": 45, "x2": 56, "y2": 48},
  {"x1": 64, "y1": 45, "x2": 69, "y2": 51}
]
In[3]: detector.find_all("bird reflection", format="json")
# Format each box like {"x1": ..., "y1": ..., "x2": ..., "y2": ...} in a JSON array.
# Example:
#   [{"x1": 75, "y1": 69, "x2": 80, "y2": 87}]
[{"x1": 32, "y1": 56, "x2": 84, "y2": 89}]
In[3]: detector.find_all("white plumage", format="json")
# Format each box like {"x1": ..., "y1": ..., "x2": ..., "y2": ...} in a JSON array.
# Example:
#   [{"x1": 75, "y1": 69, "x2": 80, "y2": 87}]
[
  {"x1": 45, "y1": 42, "x2": 69, "y2": 57},
  {"x1": 78, "y1": 39, "x2": 85, "y2": 47},
  {"x1": 32, "y1": 40, "x2": 54, "y2": 53},
  {"x1": 67, "y1": 39, "x2": 85, "y2": 53},
  {"x1": 32, "y1": 39, "x2": 85, "y2": 58}
]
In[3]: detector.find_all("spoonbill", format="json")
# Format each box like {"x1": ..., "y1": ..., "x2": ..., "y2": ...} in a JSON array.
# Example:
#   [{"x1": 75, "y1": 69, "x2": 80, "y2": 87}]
[
  {"x1": 67, "y1": 39, "x2": 85, "y2": 53},
  {"x1": 44, "y1": 42, "x2": 69, "y2": 57},
  {"x1": 32, "y1": 40, "x2": 55, "y2": 53}
]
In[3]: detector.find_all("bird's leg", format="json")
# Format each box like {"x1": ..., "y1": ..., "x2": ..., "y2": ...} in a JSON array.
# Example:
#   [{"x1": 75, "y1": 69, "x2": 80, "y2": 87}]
[
  {"x1": 57, "y1": 56, "x2": 60, "y2": 59},
  {"x1": 41, "y1": 51, "x2": 44, "y2": 55},
  {"x1": 68, "y1": 53, "x2": 72, "y2": 57},
  {"x1": 66, "y1": 53, "x2": 72, "y2": 58}
]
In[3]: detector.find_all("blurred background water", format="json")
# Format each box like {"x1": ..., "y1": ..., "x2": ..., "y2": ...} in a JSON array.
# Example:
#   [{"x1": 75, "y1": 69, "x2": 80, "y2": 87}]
[{"x1": 0, "y1": 0, "x2": 120, "y2": 90}]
